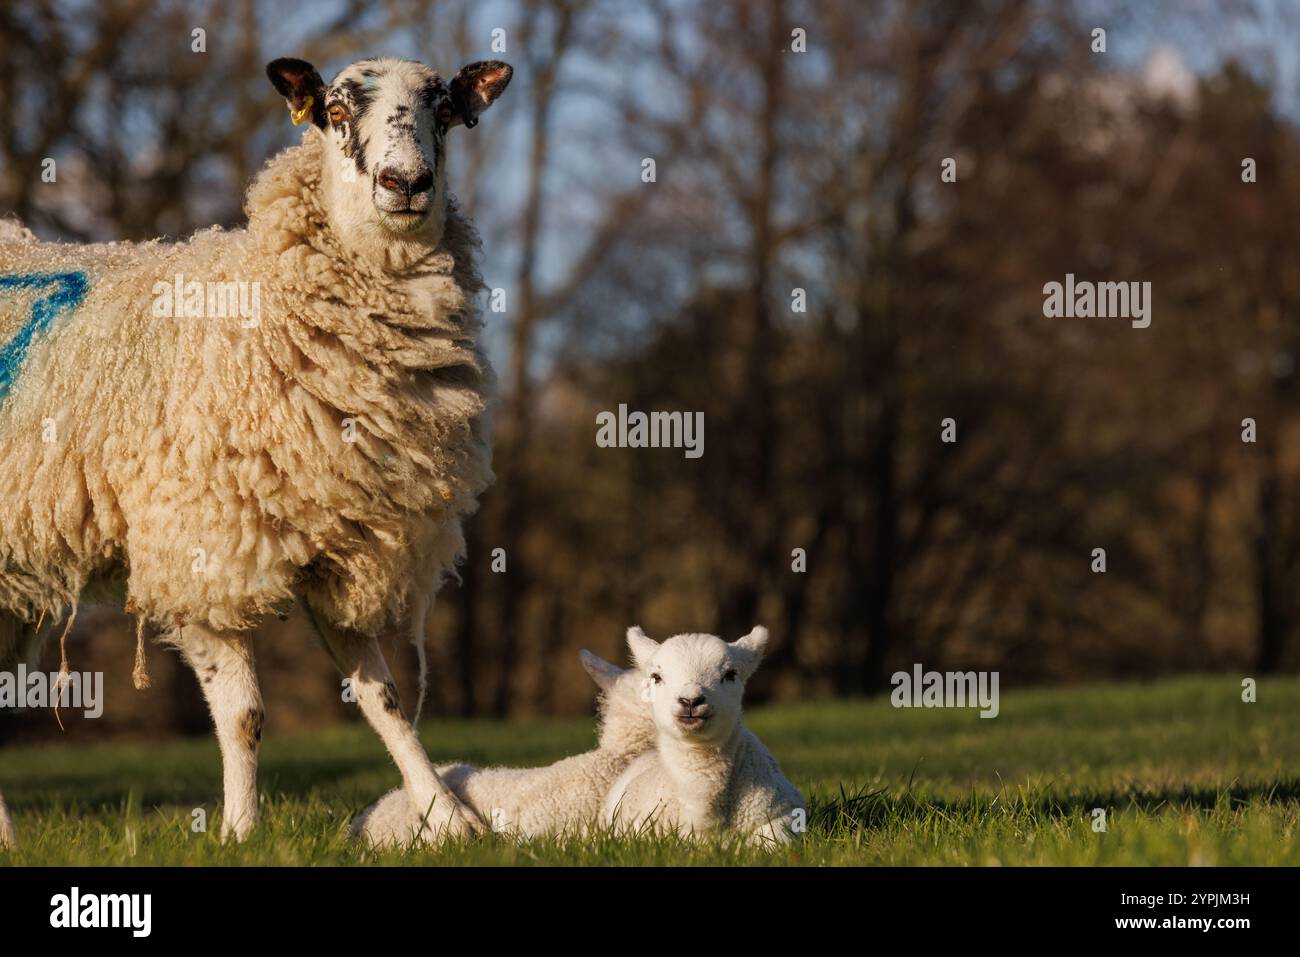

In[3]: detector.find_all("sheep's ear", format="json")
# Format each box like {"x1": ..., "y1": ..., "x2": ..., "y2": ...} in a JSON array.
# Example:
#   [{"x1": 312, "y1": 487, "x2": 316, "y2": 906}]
[
  {"x1": 448, "y1": 61, "x2": 512, "y2": 128},
  {"x1": 267, "y1": 57, "x2": 327, "y2": 129},
  {"x1": 625, "y1": 626, "x2": 659, "y2": 669},
  {"x1": 729, "y1": 626, "x2": 769, "y2": 681},
  {"x1": 579, "y1": 650, "x2": 625, "y2": 692}
]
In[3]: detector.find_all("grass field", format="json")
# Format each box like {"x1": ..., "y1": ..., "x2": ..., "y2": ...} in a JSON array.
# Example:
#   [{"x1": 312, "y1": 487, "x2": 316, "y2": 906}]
[{"x1": 2, "y1": 674, "x2": 1298, "y2": 865}]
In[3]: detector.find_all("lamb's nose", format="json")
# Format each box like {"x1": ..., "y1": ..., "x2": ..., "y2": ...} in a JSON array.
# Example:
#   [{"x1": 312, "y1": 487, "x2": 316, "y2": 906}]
[
  {"x1": 377, "y1": 167, "x2": 433, "y2": 198},
  {"x1": 678, "y1": 695, "x2": 706, "y2": 711}
]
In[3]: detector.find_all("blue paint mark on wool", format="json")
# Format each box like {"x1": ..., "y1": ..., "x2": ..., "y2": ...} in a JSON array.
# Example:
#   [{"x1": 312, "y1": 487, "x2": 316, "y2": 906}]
[{"x1": 0, "y1": 271, "x2": 89, "y2": 401}]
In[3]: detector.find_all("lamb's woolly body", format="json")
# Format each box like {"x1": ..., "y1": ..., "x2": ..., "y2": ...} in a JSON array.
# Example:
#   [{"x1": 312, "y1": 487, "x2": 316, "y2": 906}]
[
  {"x1": 353, "y1": 658, "x2": 655, "y2": 845},
  {"x1": 603, "y1": 726, "x2": 804, "y2": 845},
  {"x1": 0, "y1": 133, "x2": 492, "y2": 638}
]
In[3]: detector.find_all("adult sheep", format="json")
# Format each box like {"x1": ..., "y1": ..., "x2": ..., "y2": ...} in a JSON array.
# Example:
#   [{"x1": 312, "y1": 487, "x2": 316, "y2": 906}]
[{"x1": 0, "y1": 54, "x2": 512, "y2": 845}]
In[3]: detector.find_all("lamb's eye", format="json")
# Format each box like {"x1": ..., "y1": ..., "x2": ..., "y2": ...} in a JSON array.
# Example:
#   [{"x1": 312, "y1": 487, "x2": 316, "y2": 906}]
[
  {"x1": 651, "y1": 673, "x2": 663, "y2": 685},
  {"x1": 327, "y1": 104, "x2": 349, "y2": 126},
  {"x1": 723, "y1": 669, "x2": 737, "y2": 682}
]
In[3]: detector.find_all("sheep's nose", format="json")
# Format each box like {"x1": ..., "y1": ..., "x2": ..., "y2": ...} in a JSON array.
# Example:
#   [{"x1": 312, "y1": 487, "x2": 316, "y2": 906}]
[
  {"x1": 678, "y1": 695, "x2": 706, "y2": 711},
  {"x1": 377, "y1": 167, "x2": 433, "y2": 198},
  {"x1": 408, "y1": 168, "x2": 434, "y2": 195}
]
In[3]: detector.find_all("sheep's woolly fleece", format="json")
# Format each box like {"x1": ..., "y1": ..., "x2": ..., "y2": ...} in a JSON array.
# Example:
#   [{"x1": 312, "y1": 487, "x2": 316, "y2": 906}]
[
  {"x1": 0, "y1": 132, "x2": 493, "y2": 639},
  {"x1": 352, "y1": 651, "x2": 657, "y2": 845}
]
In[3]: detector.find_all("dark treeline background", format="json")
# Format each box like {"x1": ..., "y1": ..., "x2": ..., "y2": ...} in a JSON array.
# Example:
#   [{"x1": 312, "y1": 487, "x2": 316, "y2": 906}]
[{"x1": 4, "y1": 0, "x2": 1300, "y2": 739}]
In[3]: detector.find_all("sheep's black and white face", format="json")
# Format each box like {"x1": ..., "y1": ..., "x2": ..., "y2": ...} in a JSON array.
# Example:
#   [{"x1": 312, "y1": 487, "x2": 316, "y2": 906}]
[
  {"x1": 266, "y1": 55, "x2": 510, "y2": 248},
  {"x1": 626, "y1": 628, "x2": 769, "y2": 745}
]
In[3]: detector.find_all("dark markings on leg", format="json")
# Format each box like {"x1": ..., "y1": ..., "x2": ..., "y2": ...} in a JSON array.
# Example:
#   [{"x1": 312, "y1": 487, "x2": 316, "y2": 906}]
[
  {"x1": 240, "y1": 707, "x2": 265, "y2": 749},
  {"x1": 380, "y1": 681, "x2": 404, "y2": 718}
]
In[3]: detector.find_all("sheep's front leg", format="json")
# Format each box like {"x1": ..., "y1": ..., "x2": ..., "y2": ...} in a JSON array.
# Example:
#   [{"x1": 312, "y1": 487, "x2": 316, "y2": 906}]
[
  {"x1": 180, "y1": 627, "x2": 263, "y2": 841},
  {"x1": 348, "y1": 638, "x2": 482, "y2": 841},
  {"x1": 0, "y1": 609, "x2": 45, "y2": 850},
  {"x1": 0, "y1": 791, "x2": 15, "y2": 848},
  {"x1": 307, "y1": 613, "x2": 481, "y2": 840}
]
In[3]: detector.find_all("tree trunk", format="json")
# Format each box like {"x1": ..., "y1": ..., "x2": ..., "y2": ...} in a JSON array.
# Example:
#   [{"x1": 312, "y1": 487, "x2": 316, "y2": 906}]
[
  {"x1": 861, "y1": 390, "x2": 899, "y2": 693},
  {"x1": 1254, "y1": 455, "x2": 1286, "y2": 674}
]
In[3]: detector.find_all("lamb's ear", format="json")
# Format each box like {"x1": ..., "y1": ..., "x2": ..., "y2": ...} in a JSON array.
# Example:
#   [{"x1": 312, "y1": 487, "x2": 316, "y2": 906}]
[
  {"x1": 729, "y1": 626, "x2": 769, "y2": 681},
  {"x1": 579, "y1": 650, "x2": 625, "y2": 692},
  {"x1": 625, "y1": 626, "x2": 659, "y2": 669},
  {"x1": 448, "y1": 61, "x2": 513, "y2": 128},
  {"x1": 267, "y1": 57, "x2": 327, "y2": 129}
]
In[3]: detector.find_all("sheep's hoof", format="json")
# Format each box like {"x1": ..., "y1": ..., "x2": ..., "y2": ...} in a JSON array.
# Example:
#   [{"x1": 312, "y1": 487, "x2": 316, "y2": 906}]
[
  {"x1": 219, "y1": 815, "x2": 257, "y2": 843},
  {"x1": 416, "y1": 799, "x2": 483, "y2": 843}
]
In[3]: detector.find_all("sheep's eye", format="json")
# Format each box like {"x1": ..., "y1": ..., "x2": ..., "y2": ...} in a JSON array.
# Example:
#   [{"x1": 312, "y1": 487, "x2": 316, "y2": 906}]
[
  {"x1": 723, "y1": 669, "x2": 737, "y2": 682},
  {"x1": 651, "y1": 673, "x2": 663, "y2": 685},
  {"x1": 327, "y1": 104, "x2": 349, "y2": 126}
]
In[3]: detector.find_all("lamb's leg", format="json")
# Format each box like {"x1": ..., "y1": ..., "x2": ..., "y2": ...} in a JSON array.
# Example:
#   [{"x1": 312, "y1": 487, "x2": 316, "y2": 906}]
[
  {"x1": 0, "y1": 791, "x2": 14, "y2": 849},
  {"x1": 179, "y1": 626, "x2": 263, "y2": 841},
  {"x1": 306, "y1": 612, "x2": 481, "y2": 840}
]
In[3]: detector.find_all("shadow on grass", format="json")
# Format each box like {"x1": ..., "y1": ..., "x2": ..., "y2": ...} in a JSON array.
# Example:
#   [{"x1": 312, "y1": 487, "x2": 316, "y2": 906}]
[
  {"x1": 810, "y1": 778, "x2": 1300, "y2": 835},
  {"x1": 7, "y1": 751, "x2": 399, "y2": 812}
]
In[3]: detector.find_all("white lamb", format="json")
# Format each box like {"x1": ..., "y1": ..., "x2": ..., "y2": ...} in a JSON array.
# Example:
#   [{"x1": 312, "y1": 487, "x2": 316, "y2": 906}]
[
  {"x1": 0, "y1": 55, "x2": 513, "y2": 846},
  {"x1": 352, "y1": 646, "x2": 655, "y2": 845},
  {"x1": 602, "y1": 626, "x2": 806, "y2": 845}
]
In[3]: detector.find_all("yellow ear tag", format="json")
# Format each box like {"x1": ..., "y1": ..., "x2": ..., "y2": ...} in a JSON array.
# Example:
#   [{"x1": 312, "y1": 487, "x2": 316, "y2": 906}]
[{"x1": 289, "y1": 95, "x2": 314, "y2": 126}]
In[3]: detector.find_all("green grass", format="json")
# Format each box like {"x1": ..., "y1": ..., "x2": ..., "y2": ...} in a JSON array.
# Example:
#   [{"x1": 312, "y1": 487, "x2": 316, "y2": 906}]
[{"x1": 3, "y1": 674, "x2": 1299, "y2": 865}]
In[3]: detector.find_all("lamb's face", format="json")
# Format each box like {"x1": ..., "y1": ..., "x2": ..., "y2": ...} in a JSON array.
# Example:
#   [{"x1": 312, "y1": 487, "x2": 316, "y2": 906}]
[
  {"x1": 626, "y1": 627, "x2": 769, "y2": 746},
  {"x1": 266, "y1": 56, "x2": 511, "y2": 250}
]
